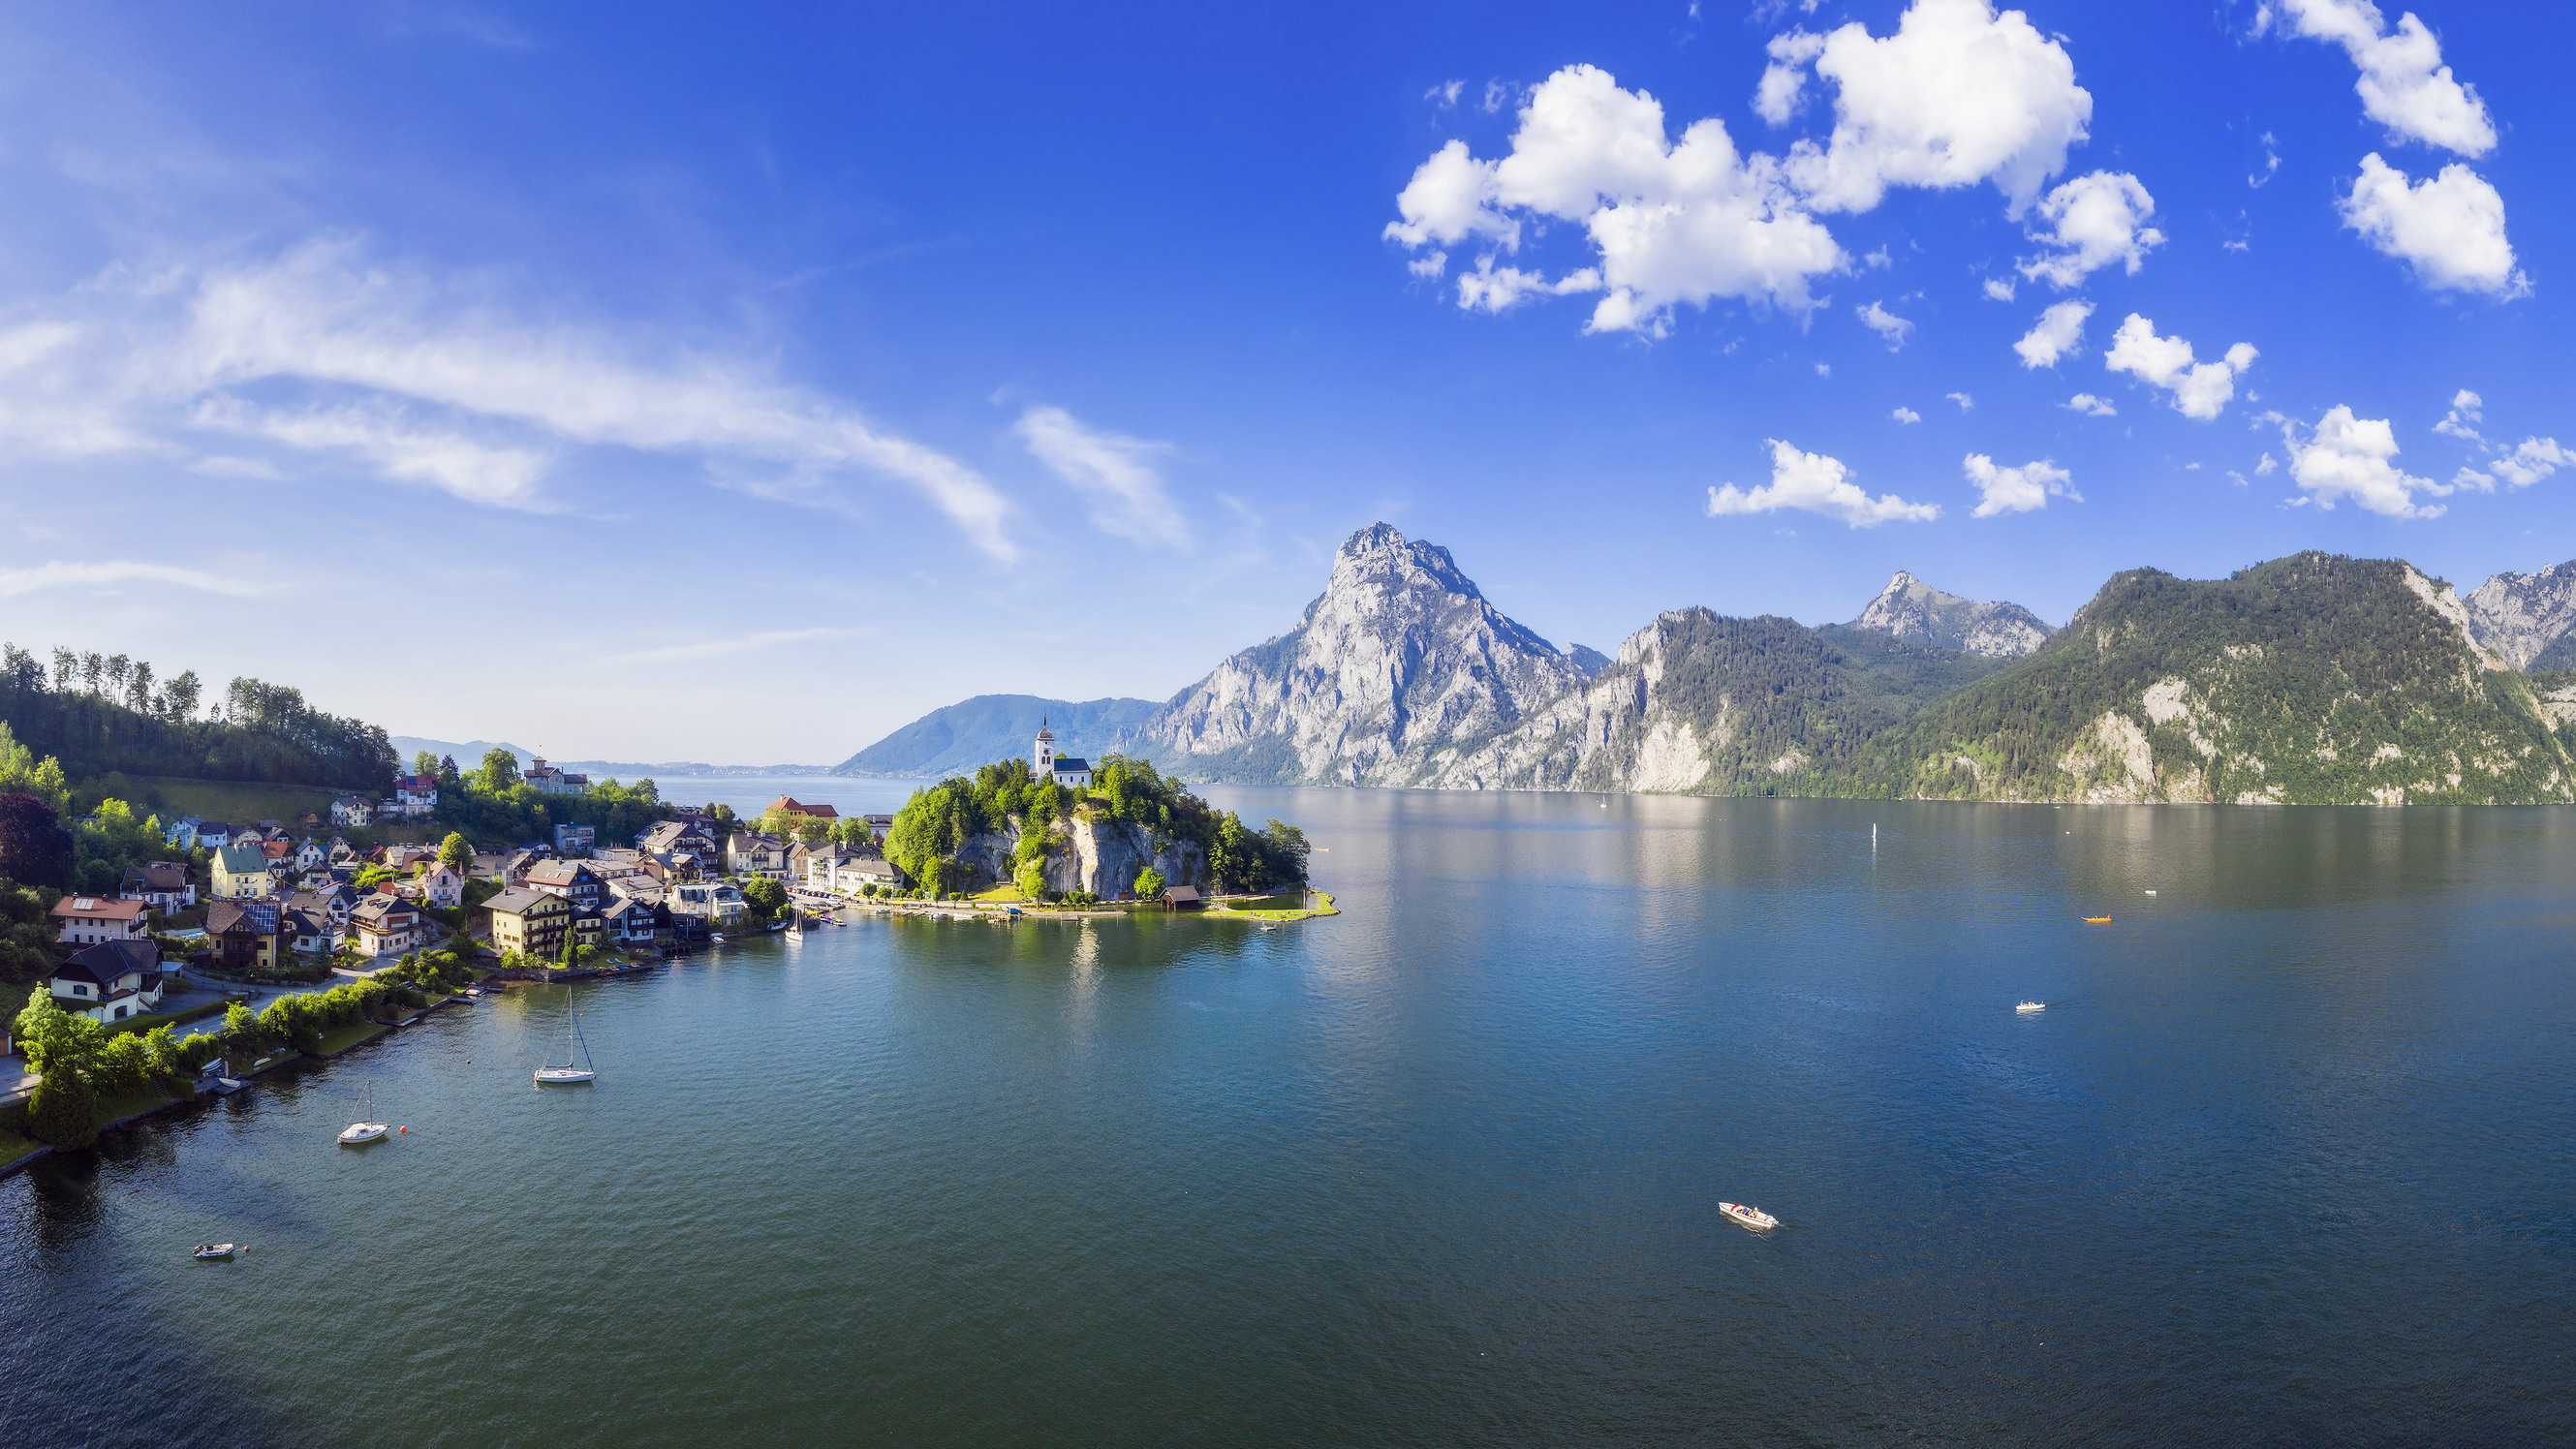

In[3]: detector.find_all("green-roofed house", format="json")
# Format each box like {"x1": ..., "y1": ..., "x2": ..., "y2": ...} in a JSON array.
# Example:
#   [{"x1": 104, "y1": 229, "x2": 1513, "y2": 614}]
[{"x1": 212, "y1": 843, "x2": 273, "y2": 899}]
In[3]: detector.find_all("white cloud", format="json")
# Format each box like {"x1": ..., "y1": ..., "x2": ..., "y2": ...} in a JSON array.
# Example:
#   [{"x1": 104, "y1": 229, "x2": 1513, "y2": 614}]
[
  {"x1": 2467, "y1": 437, "x2": 2572, "y2": 489},
  {"x1": 2013, "y1": 299, "x2": 2093, "y2": 369},
  {"x1": 1455, "y1": 260, "x2": 1601, "y2": 313},
  {"x1": 2018, "y1": 170, "x2": 2163, "y2": 287},
  {"x1": 1013, "y1": 405, "x2": 1193, "y2": 552},
  {"x1": 2282, "y1": 404, "x2": 2441, "y2": 516},
  {"x1": 2064, "y1": 392, "x2": 2116, "y2": 416},
  {"x1": 2274, "y1": 0, "x2": 2496, "y2": 156},
  {"x1": 1705, "y1": 438, "x2": 1939, "y2": 526},
  {"x1": 1780, "y1": 0, "x2": 2093, "y2": 214},
  {"x1": 194, "y1": 397, "x2": 556, "y2": 509},
  {"x1": 1754, "y1": 29, "x2": 1829, "y2": 125},
  {"x1": 1981, "y1": 277, "x2": 2016, "y2": 301},
  {"x1": 1892, "y1": 406, "x2": 1922, "y2": 423},
  {"x1": 2434, "y1": 387, "x2": 2482, "y2": 441},
  {"x1": 2251, "y1": 133, "x2": 2281, "y2": 188},
  {"x1": 2256, "y1": 451, "x2": 2279, "y2": 475},
  {"x1": 1382, "y1": 139, "x2": 1515, "y2": 250},
  {"x1": 1407, "y1": 253, "x2": 1448, "y2": 280},
  {"x1": 1815, "y1": 362, "x2": 1832, "y2": 377},
  {"x1": 0, "y1": 239, "x2": 1026, "y2": 558},
  {"x1": 2338, "y1": 153, "x2": 2524, "y2": 295},
  {"x1": 0, "y1": 560, "x2": 263, "y2": 600},
  {"x1": 1428, "y1": 79, "x2": 1465, "y2": 107},
  {"x1": 1856, "y1": 299, "x2": 1914, "y2": 349},
  {"x1": 1965, "y1": 452, "x2": 2078, "y2": 515},
  {"x1": 1946, "y1": 391, "x2": 1973, "y2": 410},
  {"x1": 2104, "y1": 314, "x2": 2256, "y2": 419}
]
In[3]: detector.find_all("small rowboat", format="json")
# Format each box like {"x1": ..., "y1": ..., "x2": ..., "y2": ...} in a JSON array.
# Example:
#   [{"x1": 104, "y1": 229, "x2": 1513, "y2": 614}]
[
  {"x1": 193, "y1": 1244, "x2": 238, "y2": 1260},
  {"x1": 1719, "y1": 1201, "x2": 1780, "y2": 1231},
  {"x1": 2082, "y1": 916, "x2": 2112, "y2": 924}
]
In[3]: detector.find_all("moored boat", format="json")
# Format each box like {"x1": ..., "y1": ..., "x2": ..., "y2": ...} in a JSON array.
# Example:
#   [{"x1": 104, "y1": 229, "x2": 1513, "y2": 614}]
[
  {"x1": 1720, "y1": 1201, "x2": 1780, "y2": 1231},
  {"x1": 339, "y1": 1081, "x2": 389, "y2": 1145},
  {"x1": 193, "y1": 1243, "x2": 238, "y2": 1259},
  {"x1": 534, "y1": 1006, "x2": 599, "y2": 1085}
]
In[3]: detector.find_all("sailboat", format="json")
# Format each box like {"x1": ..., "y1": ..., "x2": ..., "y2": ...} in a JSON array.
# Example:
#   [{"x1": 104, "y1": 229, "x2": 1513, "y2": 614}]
[
  {"x1": 338, "y1": 1081, "x2": 389, "y2": 1145},
  {"x1": 534, "y1": 1007, "x2": 598, "y2": 1085}
]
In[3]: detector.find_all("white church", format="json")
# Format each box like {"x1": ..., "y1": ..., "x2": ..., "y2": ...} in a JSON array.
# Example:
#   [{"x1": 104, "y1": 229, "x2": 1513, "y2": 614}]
[{"x1": 1034, "y1": 720, "x2": 1093, "y2": 789}]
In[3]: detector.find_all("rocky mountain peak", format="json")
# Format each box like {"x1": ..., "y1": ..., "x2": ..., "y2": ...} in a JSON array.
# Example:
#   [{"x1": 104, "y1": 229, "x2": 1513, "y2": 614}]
[
  {"x1": 2464, "y1": 558, "x2": 2576, "y2": 670},
  {"x1": 1848, "y1": 570, "x2": 2053, "y2": 659}
]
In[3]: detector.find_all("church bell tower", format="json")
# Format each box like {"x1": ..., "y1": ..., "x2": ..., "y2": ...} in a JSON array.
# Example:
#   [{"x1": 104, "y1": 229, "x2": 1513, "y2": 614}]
[{"x1": 1035, "y1": 718, "x2": 1055, "y2": 775}]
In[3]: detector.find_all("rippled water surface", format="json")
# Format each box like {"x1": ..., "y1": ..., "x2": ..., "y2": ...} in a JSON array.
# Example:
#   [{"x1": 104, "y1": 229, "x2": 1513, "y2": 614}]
[{"x1": 8, "y1": 791, "x2": 2576, "y2": 1446}]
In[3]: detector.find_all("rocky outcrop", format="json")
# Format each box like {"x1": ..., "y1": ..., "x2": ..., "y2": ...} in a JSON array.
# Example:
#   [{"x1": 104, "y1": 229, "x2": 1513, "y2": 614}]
[
  {"x1": 2464, "y1": 560, "x2": 2576, "y2": 670},
  {"x1": 1142, "y1": 523, "x2": 1596, "y2": 785},
  {"x1": 1847, "y1": 570, "x2": 2053, "y2": 658},
  {"x1": 954, "y1": 814, "x2": 1207, "y2": 894}
]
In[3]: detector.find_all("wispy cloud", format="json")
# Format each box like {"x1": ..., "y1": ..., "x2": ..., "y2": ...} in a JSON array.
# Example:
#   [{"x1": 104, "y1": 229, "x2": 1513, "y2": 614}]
[
  {"x1": 595, "y1": 627, "x2": 860, "y2": 667},
  {"x1": 1013, "y1": 405, "x2": 1194, "y2": 552},
  {"x1": 0, "y1": 560, "x2": 263, "y2": 599},
  {"x1": 0, "y1": 237, "x2": 1023, "y2": 558}
]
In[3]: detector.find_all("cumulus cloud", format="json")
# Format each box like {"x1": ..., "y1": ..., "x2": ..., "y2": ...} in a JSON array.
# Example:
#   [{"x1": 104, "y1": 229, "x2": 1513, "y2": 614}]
[
  {"x1": 1947, "y1": 391, "x2": 1973, "y2": 410},
  {"x1": 1454, "y1": 260, "x2": 1602, "y2": 313},
  {"x1": 2013, "y1": 299, "x2": 2093, "y2": 369},
  {"x1": 2064, "y1": 392, "x2": 2116, "y2": 416},
  {"x1": 2455, "y1": 437, "x2": 2572, "y2": 492},
  {"x1": 1384, "y1": 1, "x2": 2103, "y2": 333},
  {"x1": 1779, "y1": 0, "x2": 2092, "y2": 214},
  {"x1": 1965, "y1": 452, "x2": 2078, "y2": 515},
  {"x1": 2339, "y1": 153, "x2": 2524, "y2": 295},
  {"x1": 2433, "y1": 387, "x2": 2482, "y2": 441},
  {"x1": 1013, "y1": 406, "x2": 1193, "y2": 552},
  {"x1": 1705, "y1": 438, "x2": 1939, "y2": 526},
  {"x1": 1892, "y1": 406, "x2": 1922, "y2": 423},
  {"x1": 2282, "y1": 404, "x2": 2440, "y2": 516},
  {"x1": 2103, "y1": 314, "x2": 2255, "y2": 419},
  {"x1": 1856, "y1": 300, "x2": 1914, "y2": 349},
  {"x1": 2018, "y1": 170, "x2": 2163, "y2": 287},
  {"x1": 2273, "y1": 0, "x2": 2496, "y2": 156},
  {"x1": 1981, "y1": 277, "x2": 2016, "y2": 301}
]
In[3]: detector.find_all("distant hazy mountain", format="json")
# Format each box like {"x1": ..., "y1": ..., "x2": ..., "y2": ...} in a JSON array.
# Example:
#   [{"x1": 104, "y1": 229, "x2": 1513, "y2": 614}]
[
  {"x1": 1855, "y1": 553, "x2": 2576, "y2": 805},
  {"x1": 834, "y1": 694, "x2": 1161, "y2": 778},
  {"x1": 392, "y1": 736, "x2": 533, "y2": 768},
  {"x1": 2464, "y1": 559, "x2": 2576, "y2": 670},
  {"x1": 1141, "y1": 523, "x2": 1601, "y2": 786},
  {"x1": 1847, "y1": 570, "x2": 2054, "y2": 658}
]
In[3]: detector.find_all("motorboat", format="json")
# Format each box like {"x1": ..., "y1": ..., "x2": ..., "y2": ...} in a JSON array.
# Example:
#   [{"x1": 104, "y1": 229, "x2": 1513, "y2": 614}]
[
  {"x1": 339, "y1": 1082, "x2": 389, "y2": 1145},
  {"x1": 534, "y1": 1006, "x2": 599, "y2": 1085},
  {"x1": 2016, "y1": 1001, "x2": 2046, "y2": 1013},
  {"x1": 2082, "y1": 916, "x2": 2113, "y2": 924},
  {"x1": 1719, "y1": 1201, "x2": 1780, "y2": 1231},
  {"x1": 193, "y1": 1244, "x2": 238, "y2": 1260}
]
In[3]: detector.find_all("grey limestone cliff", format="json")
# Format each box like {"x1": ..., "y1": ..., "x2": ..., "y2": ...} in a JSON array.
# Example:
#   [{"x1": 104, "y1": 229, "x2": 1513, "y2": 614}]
[
  {"x1": 1142, "y1": 523, "x2": 1596, "y2": 785},
  {"x1": 2464, "y1": 560, "x2": 2576, "y2": 670},
  {"x1": 1847, "y1": 570, "x2": 2053, "y2": 658}
]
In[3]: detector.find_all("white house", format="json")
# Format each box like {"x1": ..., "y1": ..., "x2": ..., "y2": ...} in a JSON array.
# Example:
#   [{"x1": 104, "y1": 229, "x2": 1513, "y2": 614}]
[
  {"x1": 51, "y1": 940, "x2": 165, "y2": 1023},
  {"x1": 393, "y1": 774, "x2": 440, "y2": 818},
  {"x1": 332, "y1": 796, "x2": 374, "y2": 828},
  {"x1": 412, "y1": 862, "x2": 465, "y2": 909},
  {"x1": 120, "y1": 861, "x2": 196, "y2": 910},
  {"x1": 1033, "y1": 720, "x2": 1093, "y2": 788},
  {"x1": 667, "y1": 880, "x2": 747, "y2": 928},
  {"x1": 52, "y1": 895, "x2": 151, "y2": 944},
  {"x1": 350, "y1": 896, "x2": 427, "y2": 956}
]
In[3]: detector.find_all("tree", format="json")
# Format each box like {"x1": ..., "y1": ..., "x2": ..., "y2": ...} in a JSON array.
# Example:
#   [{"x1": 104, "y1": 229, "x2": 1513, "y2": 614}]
[
  {"x1": 0, "y1": 725, "x2": 68, "y2": 811},
  {"x1": 438, "y1": 832, "x2": 473, "y2": 875},
  {"x1": 1259, "y1": 819, "x2": 1311, "y2": 887},
  {"x1": 26, "y1": 1065, "x2": 98, "y2": 1149},
  {"x1": 160, "y1": 668, "x2": 201, "y2": 722},
  {"x1": 1015, "y1": 858, "x2": 1048, "y2": 898},
  {"x1": 15, "y1": 985, "x2": 102, "y2": 1076},
  {"x1": 740, "y1": 875, "x2": 787, "y2": 922},
  {"x1": 1133, "y1": 867, "x2": 1165, "y2": 899},
  {"x1": 0, "y1": 792, "x2": 73, "y2": 889},
  {"x1": 413, "y1": 751, "x2": 441, "y2": 779},
  {"x1": 476, "y1": 748, "x2": 521, "y2": 795}
]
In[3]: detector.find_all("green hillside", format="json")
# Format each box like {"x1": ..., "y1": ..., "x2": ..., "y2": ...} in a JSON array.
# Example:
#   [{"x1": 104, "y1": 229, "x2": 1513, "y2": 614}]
[{"x1": 1844, "y1": 553, "x2": 2576, "y2": 805}]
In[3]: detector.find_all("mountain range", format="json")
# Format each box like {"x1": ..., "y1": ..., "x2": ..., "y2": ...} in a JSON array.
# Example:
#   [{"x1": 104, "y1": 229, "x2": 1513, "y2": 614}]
[{"x1": 835, "y1": 524, "x2": 2576, "y2": 806}]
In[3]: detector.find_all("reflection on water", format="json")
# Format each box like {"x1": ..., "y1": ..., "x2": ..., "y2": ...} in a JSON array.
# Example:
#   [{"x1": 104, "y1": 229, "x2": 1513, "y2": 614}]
[{"x1": 6, "y1": 793, "x2": 2576, "y2": 1447}]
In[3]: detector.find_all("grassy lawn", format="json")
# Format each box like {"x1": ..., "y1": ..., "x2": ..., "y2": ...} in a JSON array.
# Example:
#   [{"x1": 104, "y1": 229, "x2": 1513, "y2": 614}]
[
  {"x1": 106, "y1": 1000, "x2": 229, "y2": 1036},
  {"x1": 309, "y1": 1018, "x2": 393, "y2": 1057},
  {"x1": 969, "y1": 884, "x2": 1028, "y2": 903},
  {"x1": 0, "y1": 1124, "x2": 41, "y2": 1171},
  {"x1": 1207, "y1": 890, "x2": 1338, "y2": 921},
  {"x1": 78, "y1": 773, "x2": 347, "y2": 825},
  {"x1": 96, "y1": 1081, "x2": 192, "y2": 1126}
]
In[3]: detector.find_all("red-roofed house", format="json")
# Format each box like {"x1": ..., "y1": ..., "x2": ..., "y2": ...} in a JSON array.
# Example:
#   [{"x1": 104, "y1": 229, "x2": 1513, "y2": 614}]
[{"x1": 53, "y1": 894, "x2": 151, "y2": 944}]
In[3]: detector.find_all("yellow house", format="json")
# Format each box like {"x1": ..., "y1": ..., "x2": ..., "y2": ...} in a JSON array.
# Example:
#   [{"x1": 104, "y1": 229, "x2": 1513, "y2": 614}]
[{"x1": 212, "y1": 844, "x2": 272, "y2": 899}]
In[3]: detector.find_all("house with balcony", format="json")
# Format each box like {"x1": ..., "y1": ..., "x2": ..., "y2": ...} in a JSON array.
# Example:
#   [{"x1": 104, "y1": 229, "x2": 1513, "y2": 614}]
[
  {"x1": 484, "y1": 886, "x2": 574, "y2": 957},
  {"x1": 350, "y1": 896, "x2": 427, "y2": 957},
  {"x1": 393, "y1": 774, "x2": 440, "y2": 818},
  {"x1": 524, "y1": 858, "x2": 605, "y2": 912},
  {"x1": 205, "y1": 899, "x2": 283, "y2": 974},
  {"x1": 120, "y1": 860, "x2": 196, "y2": 911},
  {"x1": 667, "y1": 880, "x2": 748, "y2": 929},
  {"x1": 522, "y1": 757, "x2": 590, "y2": 796},
  {"x1": 53, "y1": 894, "x2": 151, "y2": 944},
  {"x1": 723, "y1": 831, "x2": 791, "y2": 879},
  {"x1": 50, "y1": 940, "x2": 165, "y2": 1024}
]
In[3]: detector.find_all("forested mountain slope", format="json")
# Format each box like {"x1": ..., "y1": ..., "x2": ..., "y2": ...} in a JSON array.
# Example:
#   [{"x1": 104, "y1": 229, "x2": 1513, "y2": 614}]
[
  {"x1": 1420, "y1": 613, "x2": 2004, "y2": 793},
  {"x1": 0, "y1": 647, "x2": 393, "y2": 788},
  {"x1": 1846, "y1": 553, "x2": 2576, "y2": 805},
  {"x1": 1846, "y1": 570, "x2": 2054, "y2": 658}
]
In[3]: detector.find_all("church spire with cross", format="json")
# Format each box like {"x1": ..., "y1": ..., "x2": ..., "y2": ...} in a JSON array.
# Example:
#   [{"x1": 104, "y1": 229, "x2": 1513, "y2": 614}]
[{"x1": 1034, "y1": 716, "x2": 1054, "y2": 774}]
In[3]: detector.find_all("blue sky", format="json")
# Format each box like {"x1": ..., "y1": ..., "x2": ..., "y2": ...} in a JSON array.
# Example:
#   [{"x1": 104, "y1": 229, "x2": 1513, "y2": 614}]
[{"x1": 2, "y1": 0, "x2": 2567, "y2": 760}]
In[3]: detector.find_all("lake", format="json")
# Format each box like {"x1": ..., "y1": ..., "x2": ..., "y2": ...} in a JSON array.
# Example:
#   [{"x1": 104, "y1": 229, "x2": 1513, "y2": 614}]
[{"x1": 7, "y1": 790, "x2": 2576, "y2": 1446}]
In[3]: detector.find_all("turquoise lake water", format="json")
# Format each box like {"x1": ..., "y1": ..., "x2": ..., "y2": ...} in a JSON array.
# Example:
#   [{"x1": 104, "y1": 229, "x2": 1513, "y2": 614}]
[{"x1": 6, "y1": 788, "x2": 2576, "y2": 1445}]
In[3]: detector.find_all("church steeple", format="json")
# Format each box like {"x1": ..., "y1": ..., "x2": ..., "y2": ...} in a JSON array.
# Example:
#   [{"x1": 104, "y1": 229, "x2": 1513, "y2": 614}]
[{"x1": 1034, "y1": 716, "x2": 1055, "y2": 774}]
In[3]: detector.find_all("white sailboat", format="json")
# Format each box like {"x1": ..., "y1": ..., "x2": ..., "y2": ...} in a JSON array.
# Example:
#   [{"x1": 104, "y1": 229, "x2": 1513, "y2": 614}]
[
  {"x1": 338, "y1": 1081, "x2": 389, "y2": 1145},
  {"x1": 534, "y1": 1007, "x2": 598, "y2": 1085}
]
